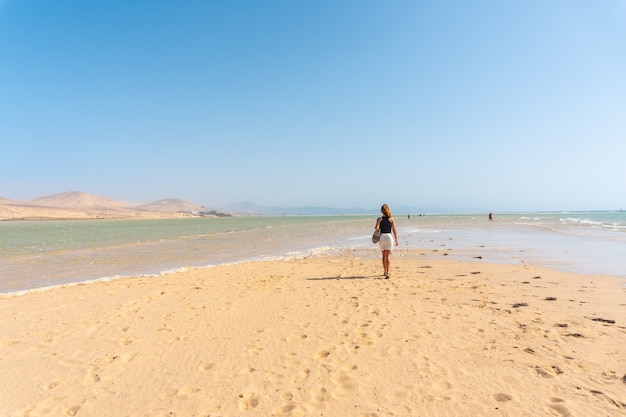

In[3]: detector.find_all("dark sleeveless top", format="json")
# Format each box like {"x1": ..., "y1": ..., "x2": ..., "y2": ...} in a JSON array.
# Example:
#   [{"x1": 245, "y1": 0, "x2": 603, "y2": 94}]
[{"x1": 380, "y1": 216, "x2": 392, "y2": 233}]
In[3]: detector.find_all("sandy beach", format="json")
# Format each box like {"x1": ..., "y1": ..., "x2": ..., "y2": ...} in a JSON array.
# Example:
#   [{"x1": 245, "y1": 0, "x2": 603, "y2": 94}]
[{"x1": 1, "y1": 250, "x2": 624, "y2": 417}]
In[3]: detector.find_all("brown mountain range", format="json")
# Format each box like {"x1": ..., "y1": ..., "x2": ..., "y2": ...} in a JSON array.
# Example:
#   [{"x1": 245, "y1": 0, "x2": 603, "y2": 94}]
[
  {"x1": 0, "y1": 191, "x2": 209, "y2": 221},
  {"x1": 27, "y1": 191, "x2": 136, "y2": 211}
]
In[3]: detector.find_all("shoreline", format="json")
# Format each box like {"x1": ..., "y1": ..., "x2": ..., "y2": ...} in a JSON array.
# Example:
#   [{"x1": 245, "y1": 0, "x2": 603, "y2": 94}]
[
  {"x1": 2, "y1": 218, "x2": 626, "y2": 295},
  {"x1": 3, "y1": 245, "x2": 626, "y2": 298},
  {"x1": 1, "y1": 251, "x2": 624, "y2": 416}
]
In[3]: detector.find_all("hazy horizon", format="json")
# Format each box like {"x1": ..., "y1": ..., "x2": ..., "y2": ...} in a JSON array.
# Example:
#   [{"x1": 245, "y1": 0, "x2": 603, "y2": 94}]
[{"x1": 2, "y1": 189, "x2": 624, "y2": 214}]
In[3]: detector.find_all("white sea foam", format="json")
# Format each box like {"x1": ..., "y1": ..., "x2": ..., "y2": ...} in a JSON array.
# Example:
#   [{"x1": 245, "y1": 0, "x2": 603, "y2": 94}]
[{"x1": 0, "y1": 273, "x2": 147, "y2": 298}]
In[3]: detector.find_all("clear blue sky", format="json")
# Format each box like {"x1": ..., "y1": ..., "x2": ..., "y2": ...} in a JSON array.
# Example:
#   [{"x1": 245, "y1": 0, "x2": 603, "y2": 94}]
[{"x1": 1, "y1": 1, "x2": 625, "y2": 211}]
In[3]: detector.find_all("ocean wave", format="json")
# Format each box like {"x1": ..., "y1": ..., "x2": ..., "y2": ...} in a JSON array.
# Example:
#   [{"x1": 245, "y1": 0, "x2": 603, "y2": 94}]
[
  {"x1": 404, "y1": 228, "x2": 442, "y2": 234},
  {"x1": 559, "y1": 217, "x2": 603, "y2": 226}
]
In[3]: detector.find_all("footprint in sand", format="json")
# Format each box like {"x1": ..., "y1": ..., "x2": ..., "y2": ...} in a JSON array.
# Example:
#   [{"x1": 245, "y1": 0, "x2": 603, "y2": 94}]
[
  {"x1": 313, "y1": 387, "x2": 329, "y2": 403},
  {"x1": 280, "y1": 391, "x2": 294, "y2": 401},
  {"x1": 352, "y1": 332, "x2": 373, "y2": 348},
  {"x1": 316, "y1": 349, "x2": 332, "y2": 359},
  {"x1": 246, "y1": 344, "x2": 264, "y2": 355},
  {"x1": 43, "y1": 381, "x2": 60, "y2": 391},
  {"x1": 163, "y1": 386, "x2": 200, "y2": 400},
  {"x1": 156, "y1": 325, "x2": 173, "y2": 332},
  {"x1": 118, "y1": 338, "x2": 133, "y2": 346},
  {"x1": 533, "y1": 366, "x2": 554, "y2": 378},
  {"x1": 238, "y1": 366, "x2": 256, "y2": 375},
  {"x1": 238, "y1": 391, "x2": 260, "y2": 411},
  {"x1": 198, "y1": 362, "x2": 215, "y2": 371},
  {"x1": 548, "y1": 402, "x2": 572, "y2": 417},
  {"x1": 286, "y1": 332, "x2": 308, "y2": 343},
  {"x1": 330, "y1": 371, "x2": 358, "y2": 396},
  {"x1": 272, "y1": 403, "x2": 308, "y2": 415},
  {"x1": 297, "y1": 367, "x2": 311, "y2": 381},
  {"x1": 83, "y1": 369, "x2": 101, "y2": 386},
  {"x1": 64, "y1": 404, "x2": 81, "y2": 416},
  {"x1": 493, "y1": 393, "x2": 513, "y2": 402}
]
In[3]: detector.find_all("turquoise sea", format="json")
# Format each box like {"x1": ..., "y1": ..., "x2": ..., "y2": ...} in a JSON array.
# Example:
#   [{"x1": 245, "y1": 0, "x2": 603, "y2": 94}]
[{"x1": 1, "y1": 211, "x2": 625, "y2": 294}]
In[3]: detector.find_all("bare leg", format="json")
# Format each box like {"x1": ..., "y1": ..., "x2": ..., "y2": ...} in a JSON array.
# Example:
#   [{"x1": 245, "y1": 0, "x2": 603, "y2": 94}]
[
  {"x1": 381, "y1": 252, "x2": 386, "y2": 273},
  {"x1": 382, "y1": 250, "x2": 391, "y2": 277}
]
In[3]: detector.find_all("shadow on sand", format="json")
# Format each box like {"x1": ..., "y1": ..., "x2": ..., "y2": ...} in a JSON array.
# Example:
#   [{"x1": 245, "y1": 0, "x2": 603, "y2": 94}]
[{"x1": 306, "y1": 275, "x2": 382, "y2": 281}]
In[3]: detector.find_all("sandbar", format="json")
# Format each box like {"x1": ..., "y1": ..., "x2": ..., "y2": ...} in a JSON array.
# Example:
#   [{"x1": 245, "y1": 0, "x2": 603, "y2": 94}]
[{"x1": 1, "y1": 251, "x2": 624, "y2": 416}]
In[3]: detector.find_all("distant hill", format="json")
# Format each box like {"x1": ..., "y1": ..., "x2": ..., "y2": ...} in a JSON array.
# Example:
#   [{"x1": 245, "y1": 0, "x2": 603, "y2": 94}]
[
  {"x1": 0, "y1": 191, "x2": 211, "y2": 220},
  {"x1": 223, "y1": 202, "x2": 376, "y2": 216},
  {"x1": 27, "y1": 191, "x2": 134, "y2": 211},
  {"x1": 1, "y1": 190, "x2": 481, "y2": 221},
  {"x1": 136, "y1": 199, "x2": 205, "y2": 213},
  {"x1": 0, "y1": 197, "x2": 17, "y2": 205},
  {"x1": 223, "y1": 202, "x2": 476, "y2": 216}
]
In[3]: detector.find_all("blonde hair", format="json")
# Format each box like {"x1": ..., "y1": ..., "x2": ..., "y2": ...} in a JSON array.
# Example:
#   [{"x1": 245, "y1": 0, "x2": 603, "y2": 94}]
[{"x1": 381, "y1": 204, "x2": 392, "y2": 218}]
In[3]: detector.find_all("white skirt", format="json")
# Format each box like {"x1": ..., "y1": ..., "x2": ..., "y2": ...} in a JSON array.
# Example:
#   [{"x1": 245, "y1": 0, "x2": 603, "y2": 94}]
[{"x1": 378, "y1": 233, "x2": 394, "y2": 251}]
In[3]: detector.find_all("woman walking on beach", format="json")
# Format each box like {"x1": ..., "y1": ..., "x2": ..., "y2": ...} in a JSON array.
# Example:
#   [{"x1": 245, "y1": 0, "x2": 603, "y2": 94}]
[{"x1": 375, "y1": 204, "x2": 398, "y2": 278}]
